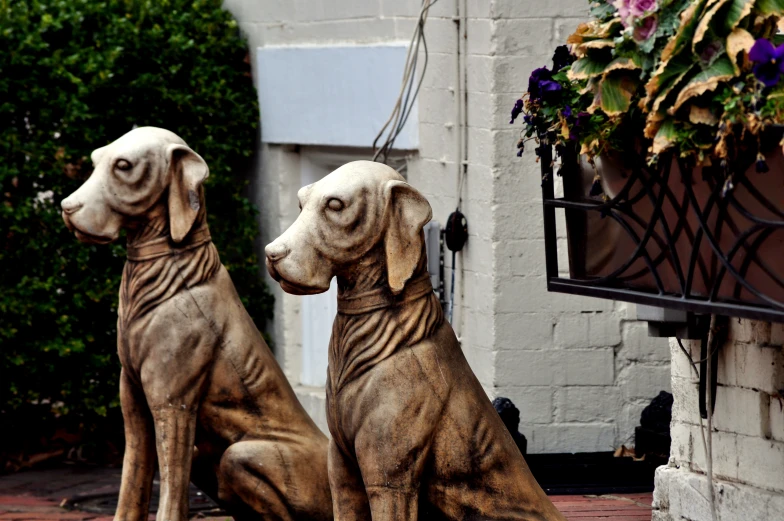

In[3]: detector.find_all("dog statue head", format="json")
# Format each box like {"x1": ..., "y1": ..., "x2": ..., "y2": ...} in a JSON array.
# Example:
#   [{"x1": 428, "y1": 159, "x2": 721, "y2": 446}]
[
  {"x1": 61, "y1": 127, "x2": 209, "y2": 245},
  {"x1": 265, "y1": 161, "x2": 432, "y2": 296}
]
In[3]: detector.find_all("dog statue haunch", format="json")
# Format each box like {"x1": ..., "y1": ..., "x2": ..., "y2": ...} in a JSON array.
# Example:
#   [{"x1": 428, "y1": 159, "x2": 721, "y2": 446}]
[
  {"x1": 265, "y1": 161, "x2": 565, "y2": 521},
  {"x1": 61, "y1": 127, "x2": 332, "y2": 521}
]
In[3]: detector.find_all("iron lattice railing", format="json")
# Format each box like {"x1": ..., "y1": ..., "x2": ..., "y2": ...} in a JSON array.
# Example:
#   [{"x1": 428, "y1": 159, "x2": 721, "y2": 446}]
[{"x1": 539, "y1": 137, "x2": 784, "y2": 323}]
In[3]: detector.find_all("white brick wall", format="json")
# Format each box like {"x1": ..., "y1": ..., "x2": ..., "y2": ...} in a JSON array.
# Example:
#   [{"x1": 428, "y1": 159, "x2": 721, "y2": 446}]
[
  {"x1": 226, "y1": 0, "x2": 671, "y2": 452},
  {"x1": 656, "y1": 323, "x2": 784, "y2": 520}
]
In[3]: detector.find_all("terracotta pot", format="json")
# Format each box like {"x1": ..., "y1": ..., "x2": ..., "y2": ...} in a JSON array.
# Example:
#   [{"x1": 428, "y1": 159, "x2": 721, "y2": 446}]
[{"x1": 559, "y1": 147, "x2": 784, "y2": 312}]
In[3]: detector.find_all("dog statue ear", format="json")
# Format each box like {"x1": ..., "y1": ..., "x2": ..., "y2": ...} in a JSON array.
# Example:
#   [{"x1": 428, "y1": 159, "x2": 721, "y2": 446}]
[
  {"x1": 383, "y1": 180, "x2": 432, "y2": 295},
  {"x1": 167, "y1": 144, "x2": 209, "y2": 243}
]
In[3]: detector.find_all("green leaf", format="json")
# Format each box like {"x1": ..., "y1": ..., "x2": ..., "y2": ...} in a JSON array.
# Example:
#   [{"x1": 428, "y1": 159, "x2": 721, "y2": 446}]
[
  {"x1": 653, "y1": 118, "x2": 678, "y2": 154},
  {"x1": 755, "y1": 0, "x2": 784, "y2": 15},
  {"x1": 590, "y1": 1, "x2": 618, "y2": 20},
  {"x1": 568, "y1": 54, "x2": 614, "y2": 80},
  {"x1": 600, "y1": 73, "x2": 637, "y2": 116},
  {"x1": 672, "y1": 54, "x2": 736, "y2": 112},
  {"x1": 646, "y1": 54, "x2": 696, "y2": 111},
  {"x1": 693, "y1": 0, "x2": 753, "y2": 50},
  {"x1": 719, "y1": 0, "x2": 755, "y2": 33}
]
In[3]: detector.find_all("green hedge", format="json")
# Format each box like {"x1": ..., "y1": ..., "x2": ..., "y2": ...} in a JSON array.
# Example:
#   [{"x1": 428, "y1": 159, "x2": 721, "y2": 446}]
[{"x1": 0, "y1": 0, "x2": 272, "y2": 461}]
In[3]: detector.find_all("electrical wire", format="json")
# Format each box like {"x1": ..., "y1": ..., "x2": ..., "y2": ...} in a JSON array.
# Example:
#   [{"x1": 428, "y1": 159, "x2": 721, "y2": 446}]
[
  {"x1": 448, "y1": 249, "x2": 456, "y2": 323},
  {"x1": 372, "y1": 0, "x2": 439, "y2": 163},
  {"x1": 676, "y1": 317, "x2": 725, "y2": 521},
  {"x1": 676, "y1": 338, "x2": 722, "y2": 367}
]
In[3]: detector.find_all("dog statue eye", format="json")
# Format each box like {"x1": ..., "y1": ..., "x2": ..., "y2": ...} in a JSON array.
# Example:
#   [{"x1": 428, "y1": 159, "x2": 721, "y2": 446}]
[
  {"x1": 115, "y1": 159, "x2": 133, "y2": 171},
  {"x1": 327, "y1": 198, "x2": 344, "y2": 211}
]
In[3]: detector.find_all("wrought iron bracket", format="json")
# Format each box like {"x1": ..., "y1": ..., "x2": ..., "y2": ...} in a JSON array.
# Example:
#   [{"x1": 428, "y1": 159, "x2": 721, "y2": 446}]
[{"x1": 539, "y1": 139, "x2": 784, "y2": 323}]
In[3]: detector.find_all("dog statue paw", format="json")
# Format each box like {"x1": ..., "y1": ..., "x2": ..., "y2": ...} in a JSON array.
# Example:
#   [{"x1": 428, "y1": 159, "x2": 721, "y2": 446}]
[
  {"x1": 62, "y1": 127, "x2": 333, "y2": 521},
  {"x1": 266, "y1": 160, "x2": 565, "y2": 521}
]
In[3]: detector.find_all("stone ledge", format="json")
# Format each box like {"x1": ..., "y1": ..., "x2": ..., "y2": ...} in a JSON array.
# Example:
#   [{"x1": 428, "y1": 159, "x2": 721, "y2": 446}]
[{"x1": 654, "y1": 466, "x2": 784, "y2": 521}]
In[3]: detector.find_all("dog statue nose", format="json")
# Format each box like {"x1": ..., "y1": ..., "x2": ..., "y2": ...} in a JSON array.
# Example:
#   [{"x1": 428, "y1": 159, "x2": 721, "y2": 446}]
[
  {"x1": 61, "y1": 197, "x2": 83, "y2": 215},
  {"x1": 265, "y1": 242, "x2": 290, "y2": 262}
]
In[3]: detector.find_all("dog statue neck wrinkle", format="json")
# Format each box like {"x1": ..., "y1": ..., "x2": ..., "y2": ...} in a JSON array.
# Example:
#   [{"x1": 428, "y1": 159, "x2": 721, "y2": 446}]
[
  {"x1": 329, "y1": 257, "x2": 443, "y2": 394},
  {"x1": 119, "y1": 210, "x2": 219, "y2": 326}
]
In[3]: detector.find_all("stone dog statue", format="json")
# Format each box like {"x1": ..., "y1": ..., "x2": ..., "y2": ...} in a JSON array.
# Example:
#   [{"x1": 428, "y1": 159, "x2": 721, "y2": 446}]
[
  {"x1": 265, "y1": 161, "x2": 565, "y2": 521},
  {"x1": 61, "y1": 127, "x2": 332, "y2": 521}
]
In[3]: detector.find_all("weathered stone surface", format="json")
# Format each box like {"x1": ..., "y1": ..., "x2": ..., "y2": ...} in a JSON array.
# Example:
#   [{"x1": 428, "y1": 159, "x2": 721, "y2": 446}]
[
  {"x1": 266, "y1": 161, "x2": 566, "y2": 520},
  {"x1": 664, "y1": 319, "x2": 784, "y2": 521},
  {"x1": 655, "y1": 466, "x2": 784, "y2": 521},
  {"x1": 62, "y1": 128, "x2": 332, "y2": 521}
]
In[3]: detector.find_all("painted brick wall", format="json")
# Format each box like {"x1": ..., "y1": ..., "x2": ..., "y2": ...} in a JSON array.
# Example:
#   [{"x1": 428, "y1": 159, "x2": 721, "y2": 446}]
[
  {"x1": 222, "y1": 0, "x2": 671, "y2": 453},
  {"x1": 654, "y1": 321, "x2": 784, "y2": 520}
]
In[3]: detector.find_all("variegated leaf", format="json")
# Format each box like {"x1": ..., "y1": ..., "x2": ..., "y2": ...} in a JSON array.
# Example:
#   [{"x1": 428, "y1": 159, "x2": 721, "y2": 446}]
[
  {"x1": 567, "y1": 19, "x2": 623, "y2": 45},
  {"x1": 661, "y1": 0, "x2": 709, "y2": 63},
  {"x1": 671, "y1": 55, "x2": 735, "y2": 113},
  {"x1": 694, "y1": 0, "x2": 732, "y2": 50},
  {"x1": 726, "y1": 27, "x2": 755, "y2": 72},
  {"x1": 574, "y1": 39, "x2": 616, "y2": 58},
  {"x1": 645, "y1": 54, "x2": 696, "y2": 111},
  {"x1": 644, "y1": 111, "x2": 667, "y2": 139},
  {"x1": 568, "y1": 54, "x2": 614, "y2": 80},
  {"x1": 652, "y1": 119, "x2": 677, "y2": 154},
  {"x1": 719, "y1": 0, "x2": 754, "y2": 33},
  {"x1": 755, "y1": 0, "x2": 784, "y2": 15},
  {"x1": 689, "y1": 105, "x2": 719, "y2": 124},
  {"x1": 600, "y1": 73, "x2": 638, "y2": 116},
  {"x1": 694, "y1": 0, "x2": 753, "y2": 51}
]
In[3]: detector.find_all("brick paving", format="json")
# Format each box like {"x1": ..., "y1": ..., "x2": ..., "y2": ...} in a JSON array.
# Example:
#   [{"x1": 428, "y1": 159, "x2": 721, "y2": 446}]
[
  {"x1": 0, "y1": 466, "x2": 653, "y2": 521},
  {"x1": 550, "y1": 493, "x2": 654, "y2": 520}
]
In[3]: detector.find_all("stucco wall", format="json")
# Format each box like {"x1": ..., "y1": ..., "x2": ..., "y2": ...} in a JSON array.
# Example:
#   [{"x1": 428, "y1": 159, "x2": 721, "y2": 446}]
[
  {"x1": 654, "y1": 321, "x2": 784, "y2": 520},
  {"x1": 223, "y1": 0, "x2": 671, "y2": 453}
]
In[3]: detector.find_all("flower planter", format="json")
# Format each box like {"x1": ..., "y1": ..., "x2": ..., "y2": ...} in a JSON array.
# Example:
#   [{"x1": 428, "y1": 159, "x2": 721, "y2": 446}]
[{"x1": 540, "y1": 134, "x2": 784, "y2": 322}]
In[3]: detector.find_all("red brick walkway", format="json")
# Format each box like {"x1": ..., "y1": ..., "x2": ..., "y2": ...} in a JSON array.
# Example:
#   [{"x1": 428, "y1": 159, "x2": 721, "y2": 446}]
[
  {"x1": 551, "y1": 493, "x2": 654, "y2": 520},
  {"x1": 0, "y1": 467, "x2": 653, "y2": 521}
]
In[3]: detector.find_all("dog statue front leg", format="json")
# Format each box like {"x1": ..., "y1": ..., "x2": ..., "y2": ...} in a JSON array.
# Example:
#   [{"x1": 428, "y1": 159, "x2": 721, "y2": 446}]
[
  {"x1": 355, "y1": 432, "x2": 427, "y2": 521},
  {"x1": 366, "y1": 487, "x2": 419, "y2": 521},
  {"x1": 150, "y1": 404, "x2": 198, "y2": 521},
  {"x1": 328, "y1": 440, "x2": 372, "y2": 521},
  {"x1": 115, "y1": 371, "x2": 156, "y2": 521}
]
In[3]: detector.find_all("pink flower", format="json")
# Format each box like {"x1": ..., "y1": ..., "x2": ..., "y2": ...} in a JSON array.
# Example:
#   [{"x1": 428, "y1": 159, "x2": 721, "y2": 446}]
[
  {"x1": 633, "y1": 15, "x2": 658, "y2": 41},
  {"x1": 614, "y1": 0, "x2": 658, "y2": 28}
]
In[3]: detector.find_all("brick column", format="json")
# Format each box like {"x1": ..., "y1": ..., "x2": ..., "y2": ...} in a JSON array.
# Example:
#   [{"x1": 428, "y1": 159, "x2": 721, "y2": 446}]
[{"x1": 655, "y1": 321, "x2": 784, "y2": 520}]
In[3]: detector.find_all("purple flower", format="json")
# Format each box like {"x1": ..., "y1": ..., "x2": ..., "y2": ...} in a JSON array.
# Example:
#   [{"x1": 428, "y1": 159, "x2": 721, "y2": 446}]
[
  {"x1": 510, "y1": 98, "x2": 524, "y2": 124},
  {"x1": 633, "y1": 15, "x2": 657, "y2": 42},
  {"x1": 569, "y1": 112, "x2": 591, "y2": 141},
  {"x1": 528, "y1": 67, "x2": 553, "y2": 100},
  {"x1": 523, "y1": 114, "x2": 533, "y2": 124},
  {"x1": 562, "y1": 105, "x2": 573, "y2": 118},
  {"x1": 552, "y1": 45, "x2": 575, "y2": 73},
  {"x1": 540, "y1": 79, "x2": 563, "y2": 98},
  {"x1": 750, "y1": 39, "x2": 784, "y2": 87}
]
